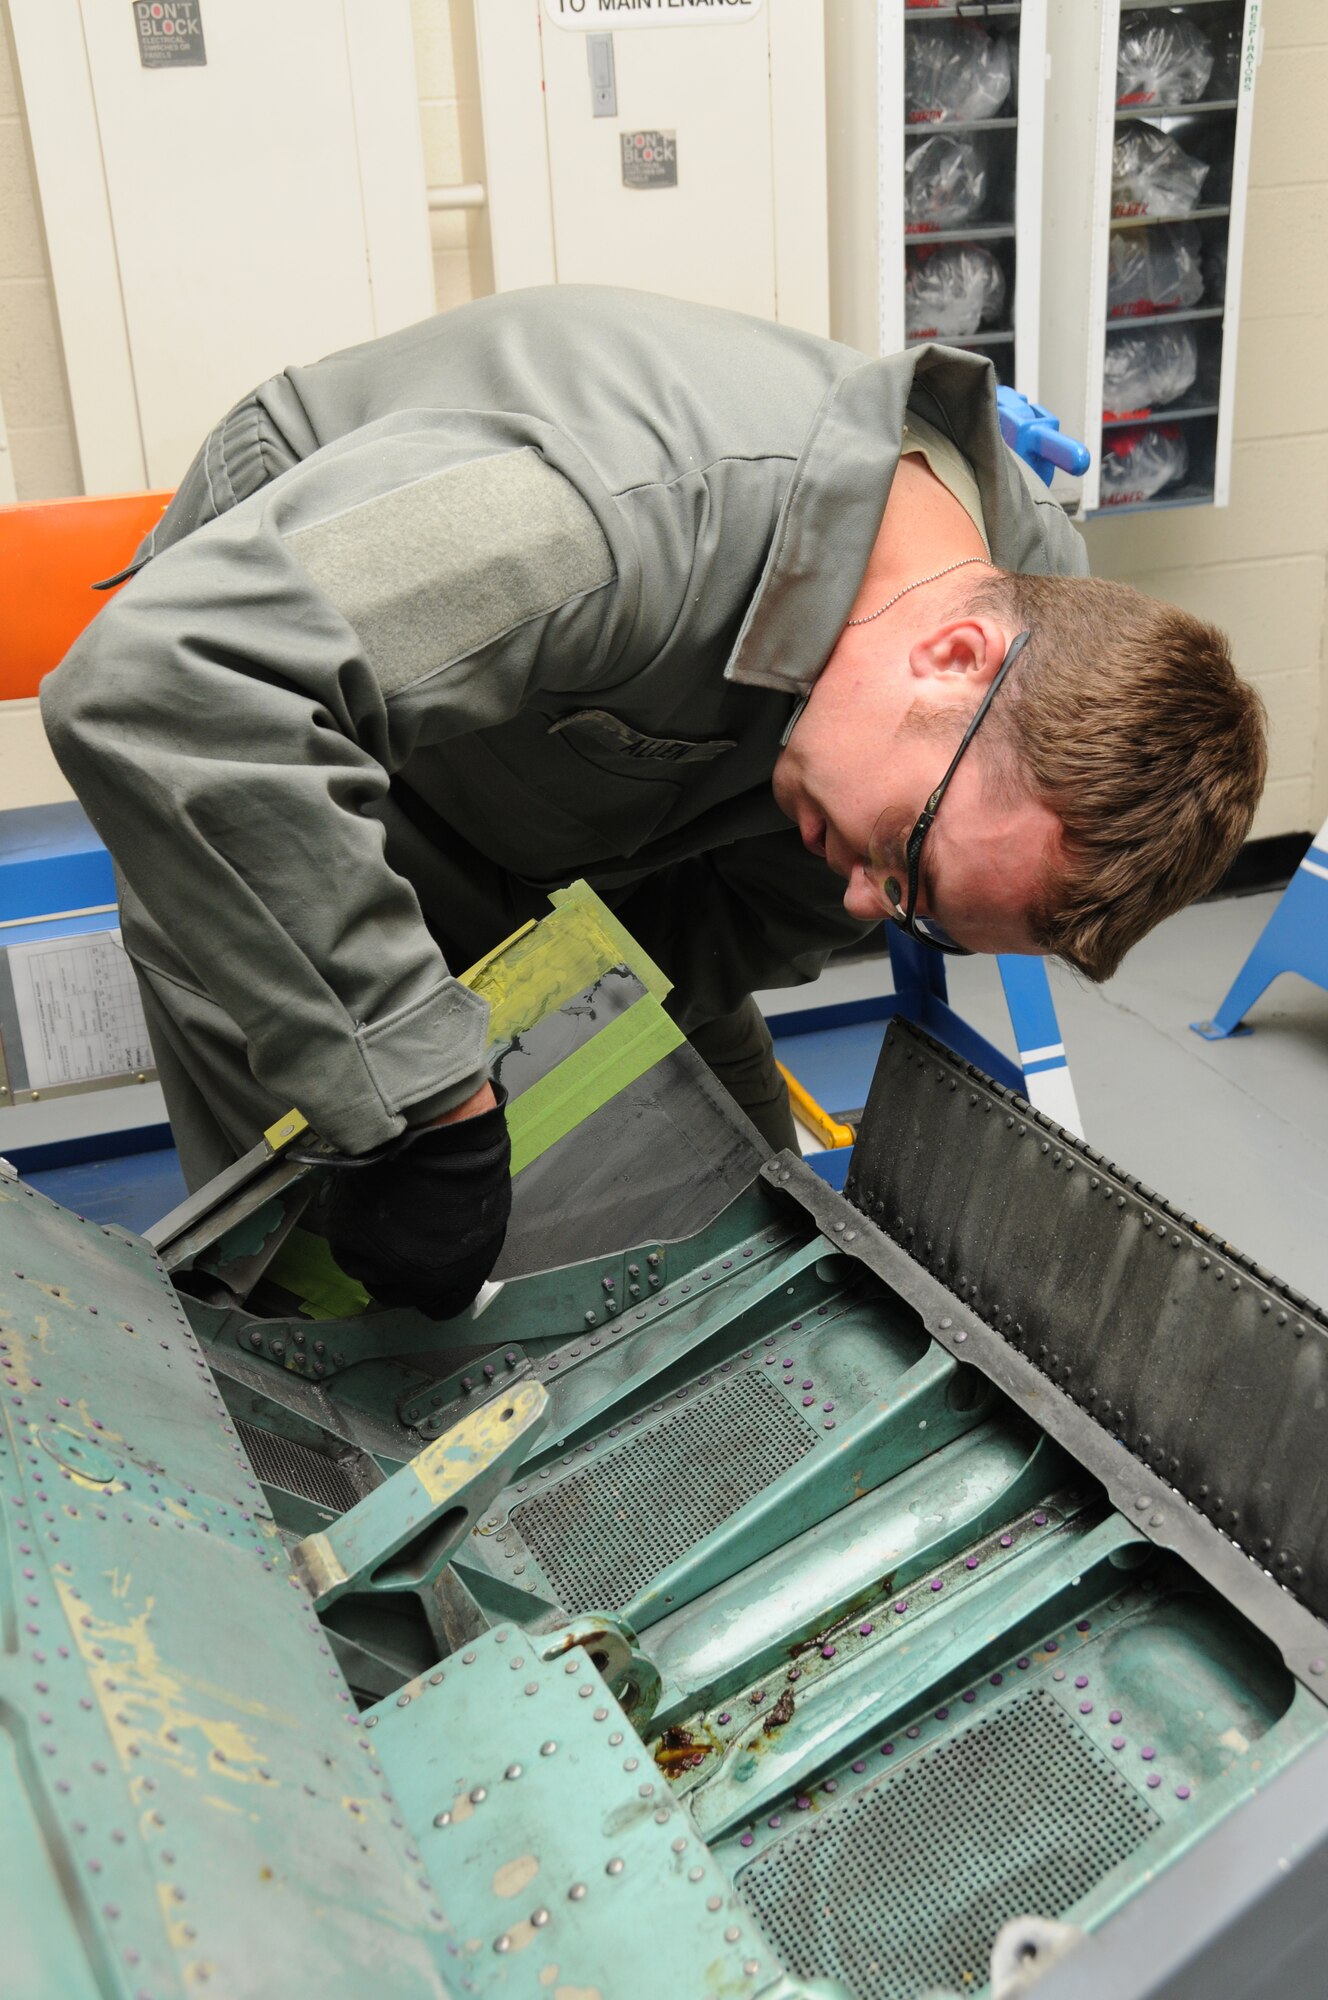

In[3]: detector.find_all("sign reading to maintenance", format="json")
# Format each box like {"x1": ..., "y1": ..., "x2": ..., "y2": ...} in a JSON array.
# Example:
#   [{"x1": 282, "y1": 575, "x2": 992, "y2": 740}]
[
  {"x1": 134, "y1": 1, "x2": 206, "y2": 68},
  {"x1": 622, "y1": 130, "x2": 677, "y2": 190},
  {"x1": 545, "y1": 0, "x2": 764, "y2": 28}
]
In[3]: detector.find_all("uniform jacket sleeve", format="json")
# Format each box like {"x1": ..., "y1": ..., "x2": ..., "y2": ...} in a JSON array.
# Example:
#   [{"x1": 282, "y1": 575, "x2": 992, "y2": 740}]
[{"x1": 41, "y1": 412, "x2": 625, "y2": 1154}]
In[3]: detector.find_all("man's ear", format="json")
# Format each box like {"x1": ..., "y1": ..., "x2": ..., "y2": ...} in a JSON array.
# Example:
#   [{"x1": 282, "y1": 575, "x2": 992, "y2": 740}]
[{"x1": 908, "y1": 617, "x2": 1010, "y2": 685}]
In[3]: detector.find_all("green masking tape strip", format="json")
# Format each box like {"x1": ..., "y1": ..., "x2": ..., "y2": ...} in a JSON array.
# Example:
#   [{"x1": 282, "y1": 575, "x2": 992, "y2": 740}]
[
  {"x1": 508, "y1": 994, "x2": 683, "y2": 1178},
  {"x1": 265, "y1": 1228, "x2": 372, "y2": 1322}
]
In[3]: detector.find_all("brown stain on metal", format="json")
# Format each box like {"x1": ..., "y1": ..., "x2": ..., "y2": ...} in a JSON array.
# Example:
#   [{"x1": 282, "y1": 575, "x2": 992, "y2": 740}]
[
  {"x1": 654, "y1": 1724, "x2": 713, "y2": 1774},
  {"x1": 763, "y1": 1687, "x2": 795, "y2": 1734},
  {"x1": 493, "y1": 1853, "x2": 540, "y2": 1899}
]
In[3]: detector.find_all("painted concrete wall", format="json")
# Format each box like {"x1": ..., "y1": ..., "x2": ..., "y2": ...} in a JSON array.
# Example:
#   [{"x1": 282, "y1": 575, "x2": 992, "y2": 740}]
[{"x1": 0, "y1": 0, "x2": 1322, "y2": 837}]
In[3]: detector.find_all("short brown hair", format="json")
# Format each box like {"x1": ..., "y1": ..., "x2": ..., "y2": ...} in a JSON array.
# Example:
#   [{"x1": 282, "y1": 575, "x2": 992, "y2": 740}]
[{"x1": 965, "y1": 572, "x2": 1267, "y2": 981}]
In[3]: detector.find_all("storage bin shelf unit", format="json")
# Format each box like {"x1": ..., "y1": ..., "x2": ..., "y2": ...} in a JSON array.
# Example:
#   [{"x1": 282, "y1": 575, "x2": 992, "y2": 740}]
[
  {"x1": 1041, "y1": 0, "x2": 1261, "y2": 517},
  {"x1": 882, "y1": 0, "x2": 1047, "y2": 396}
]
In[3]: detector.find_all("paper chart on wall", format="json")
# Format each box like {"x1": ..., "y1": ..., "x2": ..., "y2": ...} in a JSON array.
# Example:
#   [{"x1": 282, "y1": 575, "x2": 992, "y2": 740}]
[{"x1": 7, "y1": 929, "x2": 153, "y2": 1088}]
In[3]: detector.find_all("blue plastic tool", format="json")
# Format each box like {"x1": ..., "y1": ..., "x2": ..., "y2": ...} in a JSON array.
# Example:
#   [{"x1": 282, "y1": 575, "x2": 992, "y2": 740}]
[{"x1": 997, "y1": 385, "x2": 1092, "y2": 487}]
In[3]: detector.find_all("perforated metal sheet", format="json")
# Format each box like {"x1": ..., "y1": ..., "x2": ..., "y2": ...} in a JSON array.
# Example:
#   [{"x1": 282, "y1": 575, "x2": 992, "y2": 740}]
[
  {"x1": 236, "y1": 1419, "x2": 360, "y2": 1512},
  {"x1": 738, "y1": 1689, "x2": 1160, "y2": 2000},
  {"x1": 510, "y1": 1367, "x2": 818, "y2": 1614}
]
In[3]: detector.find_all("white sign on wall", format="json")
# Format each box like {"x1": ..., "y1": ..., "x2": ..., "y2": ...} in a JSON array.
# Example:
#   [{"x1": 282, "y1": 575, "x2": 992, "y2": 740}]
[{"x1": 543, "y1": 0, "x2": 765, "y2": 30}]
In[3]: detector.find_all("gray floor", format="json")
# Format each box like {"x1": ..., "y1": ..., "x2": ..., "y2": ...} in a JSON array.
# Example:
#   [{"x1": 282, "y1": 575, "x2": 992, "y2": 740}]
[{"x1": 757, "y1": 889, "x2": 1328, "y2": 1312}]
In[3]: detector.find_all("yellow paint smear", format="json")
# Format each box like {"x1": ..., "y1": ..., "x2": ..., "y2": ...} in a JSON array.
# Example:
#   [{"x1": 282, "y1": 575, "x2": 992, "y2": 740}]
[
  {"x1": 157, "y1": 1879, "x2": 194, "y2": 1952},
  {"x1": 492, "y1": 1854, "x2": 540, "y2": 1899},
  {"x1": 503, "y1": 1917, "x2": 539, "y2": 1955},
  {"x1": 55, "y1": 1575, "x2": 270, "y2": 1782},
  {"x1": 203, "y1": 1794, "x2": 260, "y2": 1821},
  {"x1": 413, "y1": 1382, "x2": 547, "y2": 1507},
  {"x1": 539, "y1": 1969, "x2": 560, "y2": 1989},
  {"x1": 77, "y1": 1396, "x2": 123, "y2": 1445},
  {"x1": 554, "y1": 1986, "x2": 604, "y2": 2000}
]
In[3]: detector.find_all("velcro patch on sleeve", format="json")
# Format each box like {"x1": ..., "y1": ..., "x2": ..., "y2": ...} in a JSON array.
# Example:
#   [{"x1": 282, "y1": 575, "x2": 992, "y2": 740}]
[{"x1": 285, "y1": 449, "x2": 615, "y2": 694}]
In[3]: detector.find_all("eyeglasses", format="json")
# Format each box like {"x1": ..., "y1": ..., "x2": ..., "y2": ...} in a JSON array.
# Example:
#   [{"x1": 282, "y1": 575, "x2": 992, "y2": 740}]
[{"x1": 878, "y1": 629, "x2": 1031, "y2": 955}]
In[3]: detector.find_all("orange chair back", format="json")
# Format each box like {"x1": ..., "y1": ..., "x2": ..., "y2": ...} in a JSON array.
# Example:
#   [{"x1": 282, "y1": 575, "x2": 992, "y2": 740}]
[{"x1": 0, "y1": 491, "x2": 174, "y2": 701}]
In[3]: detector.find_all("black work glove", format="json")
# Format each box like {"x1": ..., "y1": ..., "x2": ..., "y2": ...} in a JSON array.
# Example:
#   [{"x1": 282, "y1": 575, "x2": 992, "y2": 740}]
[{"x1": 324, "y1": 1084, "x2": 511, "y2": 1321}]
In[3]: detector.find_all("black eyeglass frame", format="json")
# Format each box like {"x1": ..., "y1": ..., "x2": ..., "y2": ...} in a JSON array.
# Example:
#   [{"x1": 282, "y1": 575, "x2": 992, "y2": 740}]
[{"x1": 885, "y1": 628, "x2": 1032, "y2": 956}]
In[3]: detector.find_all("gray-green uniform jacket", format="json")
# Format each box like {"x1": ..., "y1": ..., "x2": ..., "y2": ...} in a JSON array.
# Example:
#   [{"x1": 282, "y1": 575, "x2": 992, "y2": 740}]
[{"x1": 42, "y1": 286, "x2": 1086, "y2": 1169}]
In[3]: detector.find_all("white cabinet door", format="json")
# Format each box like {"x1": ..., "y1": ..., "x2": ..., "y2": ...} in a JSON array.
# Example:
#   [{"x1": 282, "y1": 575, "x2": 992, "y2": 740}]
[{"x1": 10, "y1": 0, "x2": 434, "y2": 491}]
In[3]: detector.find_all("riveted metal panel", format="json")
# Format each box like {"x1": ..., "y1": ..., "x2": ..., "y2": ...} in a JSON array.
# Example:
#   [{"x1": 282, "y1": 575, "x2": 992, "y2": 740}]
[
  {"x1": 841, "y1": 1020, "x2": 1328, "y2": 1631},
  {"x1": 739, "y1": 1687, "x2": 1159, "y2": 2000},
  {"x1": 511, "y1": 1368, "x2": 819, "y2": 1615}
]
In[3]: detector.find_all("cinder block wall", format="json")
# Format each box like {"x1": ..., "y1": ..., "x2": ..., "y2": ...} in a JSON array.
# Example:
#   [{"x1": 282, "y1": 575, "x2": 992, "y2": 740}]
[{"x1": 0, "y1": 0, "x2": 1323, "y2": 837}]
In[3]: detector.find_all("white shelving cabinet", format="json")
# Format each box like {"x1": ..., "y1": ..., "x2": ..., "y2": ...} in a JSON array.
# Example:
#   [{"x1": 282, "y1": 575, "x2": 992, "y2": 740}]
[
  {"x1": 878, "y1": 0, "x2": 1049, "y2": 393},
  {"x1": 1041, "y1": 0, "x2": 1263, "y2": 516}
]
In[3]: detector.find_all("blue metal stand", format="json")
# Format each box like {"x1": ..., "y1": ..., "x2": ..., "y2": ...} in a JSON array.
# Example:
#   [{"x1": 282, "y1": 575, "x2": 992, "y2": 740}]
[
  {"x1": 1192, "y1": 821, "x2": 1328, "y2": 1040},
  {"x1": 769, "y1": 932, "x2": 1084, "y2": 1188}
]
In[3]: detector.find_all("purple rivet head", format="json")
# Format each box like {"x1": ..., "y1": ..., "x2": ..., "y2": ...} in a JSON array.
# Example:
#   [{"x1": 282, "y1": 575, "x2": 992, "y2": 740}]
[
  {"x1": 795, "y1": 1795, "x2": 811, "y2": 1811},
  {"x1": 1176, "y1": 1784, "x2": 1191, "y2": 1800},
  {"x1": 962, "y1": 1689, "x2": 976, "y2": 1703},
  {"x1": 881, "y1": 1743, "x2": 894, "y2": 1756},
  {"x1": 768, "y1": 1814, "x2": 782, "y2": 1828},
  {"x1": 1079, "y1": 1702, "x2": 1093, "y2": 1715},
  {"x1": 1146, "y1": 1773, "x2": 1161, "y2": 1789},
  {"x1": 1044, "y1": 1639, "x2": 1059, "y2": 1653},
  {"x1": 740, "y1": 1831, "x2": 754, "y2": 1847},
  {"x1": 1141, "y1": 1746, "x2": 1156, "y2": 1762},
  {"x1": 1017, "y1": 1657, "x2": 1030, "y2": 1670},
  {"x1": 999, "y1": 1533, "x2": 1013, "y2": 1548},
  {"x1": 935, "y1": 1706, "x2": 949, "y2": 1721},
  {"x1": 1033, "y1": 1512, "x2": 1048, "y2": 1526},
  {"x1": 930, "y1": 1579, "x2": 943, "y2": 1593},
  {"x1": 965, "y1": 1556, "x2": 979, "y2": 1570},
  {"x1": 821, "y1": 1644, "x2": 836, "y2": 1660},
  {"x1": 782, "y1": 1358, "x2": 794, "y2": 1368},
  {"x1": 791, "y1": 1321, "x2": 803, "y2": 1331},
  {"x1": 894, "y1": 1600, "x2": 908, "y2": 1615},
  {"x1": 989, "y1": 1672, "x2": 1003, "y2": 1687},
  {"x1": 717, "y1": 1711, "x2": 731, "y2": 1725},
  {"x1": 802, "y1": 1379, "x2": 813, "y2": 1391},
  {"x1": 906, "y1": 1726, "x2": 920, "y2": 1740},
  {"x1": 1074, "y1": 1675, "x2": 1089, "y2": 1689},
  {"x1": 822, "y1": 1401, "x2": 835, "y2": 1414},
  {"x1": 1109, "y1": 1710, "x2": 1122, "y2": 1725},
  {"x1": 751, "y1": 1690, "x2": 766, "y2": 1704},
  {"x1": 802, "y1": 1396, "x2": 814, "y2": 1407},
  {"x1": 852, "y1": 1759, "x2": 866, "y2": 1773},
  {"x1": 823, "y1": 1419, "x2": 835, "y2": 1431},
  {"x1": 1076, "y1": 1619, "x2": 1091, "y2": 1632},
  {"x1": 1111, "y1": 1735, "x2": 1126, "y2": 1751},
  {"x1": 859, "y1": 1622, "x2": 873, "y2": 1637}
]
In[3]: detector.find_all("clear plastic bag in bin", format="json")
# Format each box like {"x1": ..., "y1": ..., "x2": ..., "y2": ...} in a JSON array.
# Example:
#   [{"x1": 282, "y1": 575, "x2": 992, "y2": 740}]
[
  {"x1": 1117, "y1": 13, "x2": 1214, "y2": 107},
  {"x1": 1206, "y1": 19, "x2": 1243, "y2": 98},
  {"x1": 1099, "y1": 425, "x2": 1190, "y2": 505},
  {"x1": 1108, "y1": 221, "x2": 1204, "y2": 316},
  {"x1": 1103, "y1": 324, "x2": 1198, "y2": 416},
  {"x1": 906, "y1": 243, "x2": 1006, "y2": 338},
  {"x1": 906, "y1": 22, "x2": 1013, "y2": 124},
  {"x1": 905, "y1": 135, "x2": 990, "y2": 229},
  {"x1": 1112, "y1": 125, "x2": 1209, "y2": 219}
]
